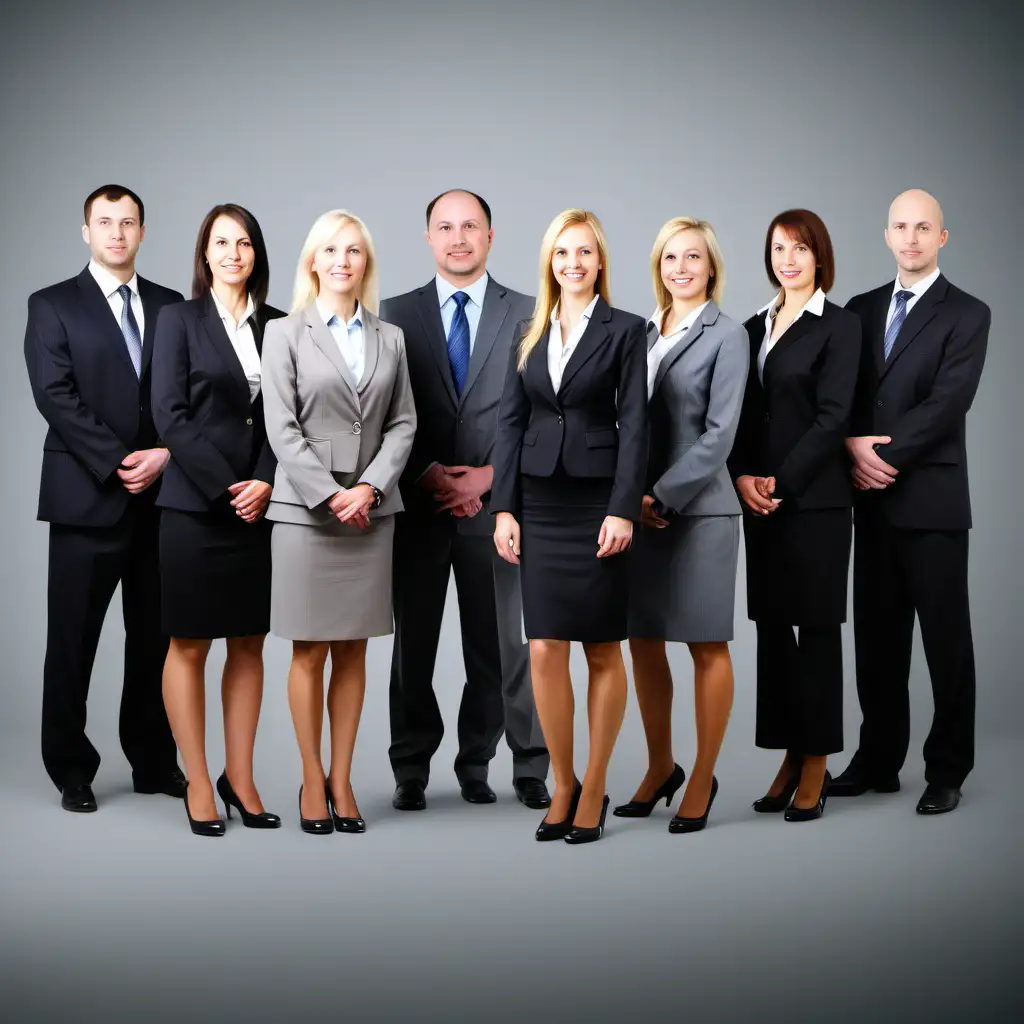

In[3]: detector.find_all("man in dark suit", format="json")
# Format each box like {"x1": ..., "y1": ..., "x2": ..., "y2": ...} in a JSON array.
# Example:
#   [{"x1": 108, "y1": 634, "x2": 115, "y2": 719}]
[
  {"x1": 24, "y1": 184, "x2": 185, "y2": 812},
  {"x1": 382, "y1": 189, "x2": 549, "y2": 811},
  {"x1": 834, "y1": 189, "x2": 990, "y2": 814}
]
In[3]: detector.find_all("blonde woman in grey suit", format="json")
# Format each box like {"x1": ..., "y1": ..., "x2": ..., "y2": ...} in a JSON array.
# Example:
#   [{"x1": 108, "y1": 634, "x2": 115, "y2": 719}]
[
  {"x1": 616, "y1": 218, "x2": 748, "y2": 833},
  {"x1": 262, "y1": 210, "x2": 416, "y2": 834}
]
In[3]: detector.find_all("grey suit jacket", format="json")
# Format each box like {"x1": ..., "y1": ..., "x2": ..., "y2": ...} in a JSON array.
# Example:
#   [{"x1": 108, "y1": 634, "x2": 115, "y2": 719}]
[
  {"x1": 261, "y1": 304, "x2": 417, "y2": 526},
  {"x1": 646, "y1": 300, "x2": 749, "y2": 516}
]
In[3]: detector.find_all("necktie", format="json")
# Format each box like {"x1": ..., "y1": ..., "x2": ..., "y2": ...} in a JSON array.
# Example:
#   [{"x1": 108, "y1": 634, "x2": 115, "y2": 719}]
[
  {"x1": 883, "y1": 289, "x2": 914, "y2": 360},
  {"x1": 447, "y1": 291, "x2": 470, "y2": 395},
  {"x1": 117, "y1": 284, "x2": 143, "y2": 377}
]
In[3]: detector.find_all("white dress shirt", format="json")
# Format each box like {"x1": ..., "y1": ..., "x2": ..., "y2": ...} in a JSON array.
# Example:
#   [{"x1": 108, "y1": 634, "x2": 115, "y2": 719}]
[
  {"x1": 316, "y1": 299, "x2": 365, "y2": 383},
  {"x1": 756, "y1": 287, "x2": 826, "y2": 382},
  {"x1": 436, "y1": 271, "x2": 489, "y2": 353},
  {"x1": 210, "y1": 290, "x2": 261, "y2": 402},
  {"x1": 885, "y1": 266, "x2": 941, "y2": 330},
  {"x1": 646, "y1": 301, "x2": 709, "y2": 397},
  {"x1": 548, "y1": 295, "x2": 599, "y2": 393},
  {"x1": 88, "y1": 259, "x2": 145, "y2": 338}
]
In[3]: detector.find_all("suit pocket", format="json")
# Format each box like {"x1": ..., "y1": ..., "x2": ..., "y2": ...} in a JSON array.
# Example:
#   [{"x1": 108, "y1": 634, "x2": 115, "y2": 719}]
[
  {"x1": 522, "y1": 430, "x2": 538, "y2": 446},
  {"x1": 306, "y1": 437, "x2": 331, "y2": 469},
  {"x1": 585, "y1": 429, "x2": 617, "y2": 449},
  {"x1": 328, "y1": 431, "x2": 360, "y2": 472}
]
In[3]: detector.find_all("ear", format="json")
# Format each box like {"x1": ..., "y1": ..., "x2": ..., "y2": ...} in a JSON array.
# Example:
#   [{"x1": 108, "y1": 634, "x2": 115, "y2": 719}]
[
  {"x1": 938, "y1": 229, "x2": 949, "y2": 249},
  {"x1": 81, "y1": 224, "x2": 89, "y2": 245}
]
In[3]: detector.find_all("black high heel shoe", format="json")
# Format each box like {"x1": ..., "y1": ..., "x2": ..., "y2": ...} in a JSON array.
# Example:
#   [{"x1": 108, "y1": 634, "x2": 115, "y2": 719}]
[
  {"x1": 535, "y1": 779, "x2": 582, "y2": 842},
  {"x1": 784, "y1": 771, "x2": 832, "y2": 822},
  {"x1": 326, "y1": 780, "x2": 365, "y2": 834},
  {"x1": 752, "y1": 772, "x2": 800, "y2": 813},
  {"x1": 298, "y1": 784, "x2": 334, "y2": 835},
  {"x1": 184, "y1": 781, "x2": 225, "y2": 838},
  {"x1": 564, "y1": 794, "x2": 610, "y2": 845},
  {"x1": 669, "y1": 776, "x2": 719, "y2": 834},
  {"x1": 216, "y1": 772, "x2": 281, "y2": 829},
  {"x1": 613, "y1": 763, "x2": 686, "y2": 818}
]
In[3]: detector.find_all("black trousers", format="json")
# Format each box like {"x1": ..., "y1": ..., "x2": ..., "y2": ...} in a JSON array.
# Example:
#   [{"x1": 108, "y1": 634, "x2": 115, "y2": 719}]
[
  {"x1": 755, "y1": 623, "x2": 844, "y2": 756},
  {"x1": 42, "y1": 505, "x2": 177, "y2": 789},
  {"x1": 852, "y1": 519, "x2": 975, "y2": 788},
  {"x1": 388, "y1": 511, "x2": 548, "y2": 786}
]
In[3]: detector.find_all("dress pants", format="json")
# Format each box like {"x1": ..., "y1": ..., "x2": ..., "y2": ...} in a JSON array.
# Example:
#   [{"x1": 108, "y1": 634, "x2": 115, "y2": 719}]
[
  {"x1": 42, "y1": 503, "x2": 177, "y2": 789},
  {"x1": 852, "y1": 518, "x2": 975, "y2": 788},
  {"x1": 388, "y1": 510, "x2": 548, "y2": 786}
]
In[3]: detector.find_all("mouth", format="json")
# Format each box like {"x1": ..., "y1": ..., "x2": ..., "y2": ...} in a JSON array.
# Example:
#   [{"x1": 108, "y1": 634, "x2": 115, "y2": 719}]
[
  {"x1": 561, "y1": 271, "x2": 586, "y2": 281},
  {"x1": 901, "y1": 250, "x2": 922, "y2": 258},
  {"x1": 779, "y1": 270, "x2": 802, "y2": 279},
  {"x1": 671, "y1": 277, "x2": 694, "y2": 287},
  {"x1": 448, "y1": 250, "x2": 472, "y2": 259},
  {"x1": 330, "y1": 272, "x2": 352, "y2": 280}
]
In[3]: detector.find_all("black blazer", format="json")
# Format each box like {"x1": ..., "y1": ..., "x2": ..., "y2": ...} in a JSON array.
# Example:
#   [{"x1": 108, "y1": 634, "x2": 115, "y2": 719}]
[
  {"x1": 846, "y1": 274, "x2": 990, "y2": 530},
  {"x1": 490, "y1": 296, "x2": 648, "y2": 520},
  {"x1": 729, "y1": 298, "x2": 861, "y2": 510},
  {"x1": 151, "y1": 293, "x2": 286, "y2": 512},
  {"x1": 24, "y1": 266, "x2": 184, "y2": 527}
]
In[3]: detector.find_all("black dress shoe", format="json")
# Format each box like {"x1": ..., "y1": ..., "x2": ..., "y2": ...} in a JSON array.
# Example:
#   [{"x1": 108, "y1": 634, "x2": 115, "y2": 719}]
[
  {"x1": 184, "y1": 782, "x2": 225, "y2": 837},
  {"x1": 513, "y1": 777, "x2": 551, "y2": 809},
  {"x1": 828, "y1": 763, "x2": 899, "y2": 797},
  {"x1": 535, "y1": 780, "x2": 582, "y2": 841},
  {"x1": 133, "y1": 767, "x2": 187, "y2": 798},
  {"x1": 614, "y1": 763, "x2": 686, "y2": 817},
  {"x1": 326, "y1": 781, "x2": 365, "y2": 833},
  {"x1": 392, "y1": 780, "x2": 427, "y2": 811},
  {"x1": 752, "y1": 772, "x2": 800, "y2": 813},
  {"x1": 460, "y1": 779, "x2": 497, "y2": 804},
  {"x1": 61, "y1": 782, "x2": 97, "y2": 813},
  {"x1": 565, "y1": 795, "x2": 610, "y2": 845},
  {"x1": 669, "y1": 776, "x2": 719, "y2": 834},
  {"x1": 784, "y1": 771, "x2": 832, "y2": 822},
  {"x1": 216, "y1": 772, "x2": 281, "y2": 829},
  {"x1": 916, "y1": 783, "x2": 961, "y2": 815},
  {"x1": 298, "y1": 785, "x2": 333, "y2": 835}
]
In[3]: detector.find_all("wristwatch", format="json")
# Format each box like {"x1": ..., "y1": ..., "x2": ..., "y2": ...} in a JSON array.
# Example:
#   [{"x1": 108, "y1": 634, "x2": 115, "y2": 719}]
[{"x1": 367, "y1": 485, "x2": 384, "y2": 510}]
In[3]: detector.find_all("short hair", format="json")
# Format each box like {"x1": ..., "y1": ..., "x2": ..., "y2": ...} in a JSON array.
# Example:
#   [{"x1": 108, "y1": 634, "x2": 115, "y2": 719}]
[
  {"x1": 191, "y1": 204, "x2": 270, "y2": 306},
  {"x1": 764, "y1": 209, "x2": 835, "y2": 293},
  {"x1": 425, "y1": 189, "x2": 492, "y2": 228},
  {"x1": 291, "y1": 210, "x2": 379, "y2": 314},
  {"x1": 650, "y1": 216, "x2": 726, "y2": 312},
  {"x1": 84, "y1": 184, "x2": 145, "y2": 226}
]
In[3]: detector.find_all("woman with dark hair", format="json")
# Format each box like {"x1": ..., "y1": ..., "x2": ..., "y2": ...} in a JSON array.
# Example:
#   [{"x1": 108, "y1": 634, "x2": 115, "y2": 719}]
[
  {"x1": 151, "y1": 204, "x2": 285, "y2": 836},
  {"x1": 728, "y1": 209, "x2": 860, "y2": 822}
]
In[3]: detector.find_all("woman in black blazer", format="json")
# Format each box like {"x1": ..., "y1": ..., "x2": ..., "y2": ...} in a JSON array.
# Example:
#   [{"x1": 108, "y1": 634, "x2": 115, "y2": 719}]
[
  {"x1": 492, "y1": 209, "x2": 647, "y2": 844},
  {"x1": 728, "y1": 209, "x2": 860, "y2": 822},
  {"x1": 152, "y1": 204, "x2": 285, "y2": 835}
]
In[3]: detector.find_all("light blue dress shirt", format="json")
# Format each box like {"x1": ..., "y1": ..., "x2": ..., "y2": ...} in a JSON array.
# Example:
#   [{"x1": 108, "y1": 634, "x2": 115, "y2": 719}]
[
  {"x1": 435, "y1": 271, "x2": 489, "y2": 354},
  {"x1": 315, "y1": 299, "x2": 365, "y2": 382}
]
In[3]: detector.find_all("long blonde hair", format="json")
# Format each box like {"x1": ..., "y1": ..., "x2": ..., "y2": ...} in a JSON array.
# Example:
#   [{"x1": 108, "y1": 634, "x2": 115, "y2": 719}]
[
  {"x1": 291, "y1": 209, "x2": 379, "y2": 314},
  {"x1": 649, "y1": 217, "x2": 725, "y2": 325},
  {"x1": 517, "y1": 209, "x2": 611, "y2": 371}
]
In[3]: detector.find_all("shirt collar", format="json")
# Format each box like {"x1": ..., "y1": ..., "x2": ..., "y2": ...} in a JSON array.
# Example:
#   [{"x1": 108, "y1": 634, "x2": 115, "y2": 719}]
[
  {"x1": 648, "y1": 300, "x2": 709, "y2": 338},
  {"x1": 316, "y1": 298, "x2": 363, "y2": 329},
  {"x1": 758, "y1": 287, "x2": 826, "y2": 320},
  {"x1": 435, "y1": 271, "x2": 489, "y2": 310},
  {"x1": 551, "y1": 294, "x2": 600, "y2": 326},
  {"x1": 210, "y1": 288, "x2": 255, "y2": 326},
  {"x1": 89, "y1": 259, "x2": 139, "y2": 300},
  {"x1": 893, "y1": 266, "x2": 940, "y2": 300}
]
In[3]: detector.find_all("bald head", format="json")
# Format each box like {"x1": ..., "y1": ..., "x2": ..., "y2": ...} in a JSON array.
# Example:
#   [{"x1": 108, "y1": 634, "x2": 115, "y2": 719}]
[
  {"x1": 889, "y1": 189, "x2": 944, "y2": 231},
  {"x1": 885, "y1": 189, "x2": 948, "y2": 284}
]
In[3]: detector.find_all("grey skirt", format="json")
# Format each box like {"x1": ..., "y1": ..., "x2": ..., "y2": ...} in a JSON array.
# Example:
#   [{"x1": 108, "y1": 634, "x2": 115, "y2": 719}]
[
  {"x1": 270, "y1": 516, "x2": 395, "y2": 641},
  {"x1": 628, "y1": 514, "x2": 739, "y2": 643}
]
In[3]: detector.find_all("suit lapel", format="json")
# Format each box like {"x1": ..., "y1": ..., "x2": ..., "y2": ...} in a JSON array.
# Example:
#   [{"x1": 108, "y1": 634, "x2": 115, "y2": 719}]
[
  {"x1": 138, "y1": 277, "x2": 160, "y2": 376},
  {"x1": 198, "y1": 291, "x2": 252, "y2": 410},
  {"x1": 416, "y1": 283, "x2": 458, "y2": 408},
  {"x1": 881, "y1": 275, "x2": 947, "y2": 378},
  {"x1": 762, "y1": 310, "x2": 816, "y2": 376},
  {"x1": 651, "y1": 301, "x2": 720, "y2": 397},
  {"x1": 357, "y1": 309, "x2": 381, "y2": 393},
  {"x1": 557, "y1": 296, "x2": 611, "y2": 396},
  {"x1": 76, "y1": 267, "x2": 138, "y2": 377},
  {"x1": 524, "y1": 323, "x2": 559, "y2": 406},
  {"x1": 304, "y1": 305, "x2": 359, "y2": 396},
  {"x1": 460, "y1": 278, "x2": 508, "y2": 406}
]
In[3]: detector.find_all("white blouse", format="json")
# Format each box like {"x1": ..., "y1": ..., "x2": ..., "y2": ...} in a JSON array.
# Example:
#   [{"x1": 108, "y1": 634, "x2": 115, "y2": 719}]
[
  {"x1": 211, "y1": 290, "x2": 261, "y2": 402},
  {"x1": 547, "y1": 295, "x2": 599, "y2": 393},
  {"x1": 646, "y1": 301, "x2": 709, "y2": 396}
]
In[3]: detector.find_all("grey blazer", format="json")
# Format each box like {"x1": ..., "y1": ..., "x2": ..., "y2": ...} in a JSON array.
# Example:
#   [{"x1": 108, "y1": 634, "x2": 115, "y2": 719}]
[
  {"x1": 646, "y1": 300, "x2": 749, "y2": 516},
  {"x1": 261, "y1": 304, "x2": 417, "y2": 526}
]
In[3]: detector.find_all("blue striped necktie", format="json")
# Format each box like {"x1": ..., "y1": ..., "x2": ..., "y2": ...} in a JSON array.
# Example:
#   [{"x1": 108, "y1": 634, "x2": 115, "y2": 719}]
[
  {"x1": 447, "y1": 291, "x2": 470, "y2": 395},
  {"x1": 883, "y1": 289, "x2": 914, "y2": 360},
  {"x1": 117, "y1": 284, "x2": 143, "y2": 377}
]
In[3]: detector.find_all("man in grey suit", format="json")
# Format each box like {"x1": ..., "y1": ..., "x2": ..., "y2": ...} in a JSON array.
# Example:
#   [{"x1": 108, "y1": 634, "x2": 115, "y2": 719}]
[{"x1": 382, "y1": 189, "x2": 549, "y2": 810}]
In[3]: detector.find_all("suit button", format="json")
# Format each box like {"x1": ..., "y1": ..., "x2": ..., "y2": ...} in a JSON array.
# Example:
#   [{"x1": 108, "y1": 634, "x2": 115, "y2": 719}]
[
  {"x1": 558, "y1": 416, "x2": 563, "y2": 425},
  {"x1": 763, "y1": 413, "x2": 770, "y2": 423},
  {"x1": 876, "y1": 400, "x2": 883, "y2": 407},
  {"x1": 245, "y1": 417, "x2": 253, "y2": 426},
  {"x1": 353, "y1": 421, "x2": 361, "y2": 434}
]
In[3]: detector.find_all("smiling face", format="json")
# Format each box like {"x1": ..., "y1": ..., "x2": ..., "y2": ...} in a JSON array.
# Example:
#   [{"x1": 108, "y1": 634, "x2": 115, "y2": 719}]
[
  {"x1": 885, "y1": 190, "x2": 947, "y2": 279},
  {"x1": 206, "y1": 214, "x2": 254, "y2": 289},
  {"x1": 426, "y1": 190, "x2": 493, "y2": 281},
  {"x1": 551, "y1": 222, "x2": 602, "y2": 300},
  {"x1": 660, "y1": 227, "x2": 712, "y2": 305},
  {"x1": 770, "y1": 225, "x2": 817, "y2": 293},
  {"x1": 312, "y1": 220, "x2": 367, "y2": 302},
  {"x1": 82, "y1": 194, "x2": 144, "y2": 273}
]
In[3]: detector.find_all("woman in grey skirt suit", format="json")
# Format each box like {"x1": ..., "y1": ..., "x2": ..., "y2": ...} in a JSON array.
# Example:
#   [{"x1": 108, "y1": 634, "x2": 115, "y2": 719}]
[
  {"x1": 262, "y1": 210, "x2": 415, "y2": 834},
  {"x1": 616, "y1": 217, "x2": 748, "y2": 833}
]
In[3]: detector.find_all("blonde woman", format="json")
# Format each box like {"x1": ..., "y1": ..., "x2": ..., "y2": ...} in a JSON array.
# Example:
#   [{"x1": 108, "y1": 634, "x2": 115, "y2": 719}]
[
  {"x1": 262, "y1": 210, "x2": 416, "y2": 834},
  {"x1": 615, "y1": 218, "x2": 748, "y2": 834},
  {"x1": 491, "y1": 209, "x2": 647, "y2": 844}
]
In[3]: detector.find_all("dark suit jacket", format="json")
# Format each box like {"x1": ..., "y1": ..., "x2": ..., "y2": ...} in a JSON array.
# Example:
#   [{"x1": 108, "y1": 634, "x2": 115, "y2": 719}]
[
  {"x1": 24, "y1": 266, "x2": 184, "y2": 527},
  {"x1": 379, "y1": 276, "x2": 534, "y2": 536},
  {"x1": 729, "y1": 298, "x2": 861, "y2": 510},
  {"x1": 846, "y1": 274, "x2": 990, "y2": 530},
  {"x1": 151, "y1": 293, "x2": 286, "y2": 512},
  {"x1": 490, "y1": 296, "x2": 648, "y2": 520}
]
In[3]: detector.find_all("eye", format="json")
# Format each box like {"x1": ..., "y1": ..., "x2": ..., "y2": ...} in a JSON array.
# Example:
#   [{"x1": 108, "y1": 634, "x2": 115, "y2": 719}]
[
  {"x1": 554, "y1": 249, "x2": 565, "y2": 256},
  {"x1": 920, "y1": 226, "x2": 930, "y2": 232},
  {"x1": 240, "y1": 239, "x2": 252, "y2": 247},
  {"x1": 325, "y1": 246, "x2": 335, "y2": 254},
  {"x1": 439, "y1": 225, "x2": 450, "y2": 231},
  {"x1": 581, "y1": 248, "x2": 591, "y2": 255},
  {"x1": 348, "y1": 247, "x2": 360, "y2": 254},
  {"x1": 664, "y1": 254, "x2": 675, "y2": 262}
]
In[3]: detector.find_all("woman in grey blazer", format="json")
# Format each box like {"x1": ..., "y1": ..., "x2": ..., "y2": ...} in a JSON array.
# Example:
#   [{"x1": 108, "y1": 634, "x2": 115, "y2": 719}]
[
  {"x1": 616, "y1": 217, "x2": 748, "y2": 833},
  {"x1": 262, "y1": 210, "x2": 416, "y2": 834}
]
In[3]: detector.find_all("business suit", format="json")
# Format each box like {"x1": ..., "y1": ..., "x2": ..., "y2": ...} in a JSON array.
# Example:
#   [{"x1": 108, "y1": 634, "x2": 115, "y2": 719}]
[
  {"x1": 382, "y1": 276, "x2": 548, "y2": 787},
  {"x1": 261, "y1": 302, "x2": 415, "y2": 640},
  {"x1": 729, "y1": 296, "x2": 860, "y2": 755},
  {"x1": 491, "y1": 297, "x2": 648, "y2": 641},
  {"x1": 845, "y1": 274, "x2": 990, "y2": 788},
  {"x1": 151, "y1": 293, "x2": 286, "y2": 637},
  {"x1": 24, "y1": 265, "x2": 183, "y2": 790},
  {"x1": 629, "y1": 301, "x2": 748, "y2": 642}
]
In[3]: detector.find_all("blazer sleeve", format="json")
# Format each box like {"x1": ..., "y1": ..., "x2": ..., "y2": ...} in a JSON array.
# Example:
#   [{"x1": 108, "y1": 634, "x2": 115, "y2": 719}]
[
  {"x1": 151, "y1": 305, "x2": 239, "y2": 500},
  {"x1": 727, "y1": 324, "x2": 760, "y2": 482},
  {"x1": 845, "y1": 295, "x2": 876, "y2": 438},
  {"x1": 653, "y1": 324, "x2": 749, "y2": 512},
  {"x1": 607, "y1": 320, "x2": 649, "y2": 520},
  {"x1": 489, "y1": 328, "x2": 531, "y2": 515},
  {"x1": 881, "y1": 303, "x2": 990, "y2": 472},
  {"x1": 772, "y1": 313, "x2": 861, "y2": 500},
  {"x1": 261, "y1": 318, "x2": 341, "y2": 509},
  {"x1": 23, "y1": 293, "x2": 130, "y2": 482},
  {"x1": 356, "y1": 329, "x2": 417, "y2": 495},
  {"x1": 252, "y1": 432, "x2": 277, "y2": 485}
]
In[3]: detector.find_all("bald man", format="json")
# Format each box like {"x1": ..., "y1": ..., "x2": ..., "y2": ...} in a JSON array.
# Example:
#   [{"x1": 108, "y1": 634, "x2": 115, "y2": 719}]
[{"x1": 833, "y1": 190, "x2": 990, "y2": 814}]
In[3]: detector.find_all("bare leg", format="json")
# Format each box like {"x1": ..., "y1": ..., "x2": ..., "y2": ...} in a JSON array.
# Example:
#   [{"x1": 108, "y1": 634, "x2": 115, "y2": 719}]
[
  {"x1": 530, "y1": 639, "x2": 575, "y2": 823},
  {"x1": 222, "y1": 634, "x2": 267, "y2": 813},
  {"x1": 794, "y1": 754, "x2": 828, "y2": 809},
  {"x1": 326, "y1": 639, "x2": 367, "y2": 819},
  {"x1": 577, "y1": 641, "x2": 628, "y2": 827},
  {"x1": 288, "y1": 641, "x2": 330, "y2": 820},
  {"x1": 162, "y1": 637, "x2": 214, "y2": 818},
  {"x1": 626, "y1": 637, "x2": 676, "y2": 801}
]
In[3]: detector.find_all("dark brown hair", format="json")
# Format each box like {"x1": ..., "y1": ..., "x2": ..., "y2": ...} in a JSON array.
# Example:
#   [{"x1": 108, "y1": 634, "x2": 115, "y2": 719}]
[
  {"x1": 764, "y1": 208, "x2": 835, "y2": 293},
  {"x1": 425, "y1": 189, "x2": 492, "y2": 228},
  {"x1": 84, "y1": 184, "x2": 145, "y2": 226},
  {"x1": 191, "y1": 204, "x2": 270, "y2": 305}
]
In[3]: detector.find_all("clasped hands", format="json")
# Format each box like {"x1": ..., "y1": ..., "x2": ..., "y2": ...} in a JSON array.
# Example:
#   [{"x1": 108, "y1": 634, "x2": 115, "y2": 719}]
[
  {"x1": 493, "y1": 512, "x2": 632, "y2": 565},
  {"x1": 736, "y1": 475, "x2": 782, "y2": 516},
  {"x1": 847, "y1": 435, "x2": 898, "y2": 491},
  {"x1": 420, "y1": 463, "x2": 491, "y2": 519},
  {"x1": 228, "y1": 479, "x2": 273, "y2": 523},
  {"x1": 327, "y1": 484, "x2": 376, "y2": 530},
  {"x1": 117, "y1": 447, "x2": 169, "y2": 494}
]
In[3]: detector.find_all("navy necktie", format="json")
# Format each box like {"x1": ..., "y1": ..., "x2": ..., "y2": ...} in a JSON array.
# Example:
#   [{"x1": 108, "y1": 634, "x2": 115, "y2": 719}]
[
  {"x1": 117, "y1": 284, "x2": 143, "y2": 377},
  {"x1": 883, "y1": 289, "x2": 914, "y2": 360},
  {"x1": 447, "y1": 291, "x2": 470, "y2": 395}
]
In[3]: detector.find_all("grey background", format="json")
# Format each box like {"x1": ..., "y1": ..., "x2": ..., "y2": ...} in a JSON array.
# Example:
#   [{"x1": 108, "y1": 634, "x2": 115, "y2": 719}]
[{"x1": 1, "y1": 0, "x2": 1021, "y2": 1020}]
